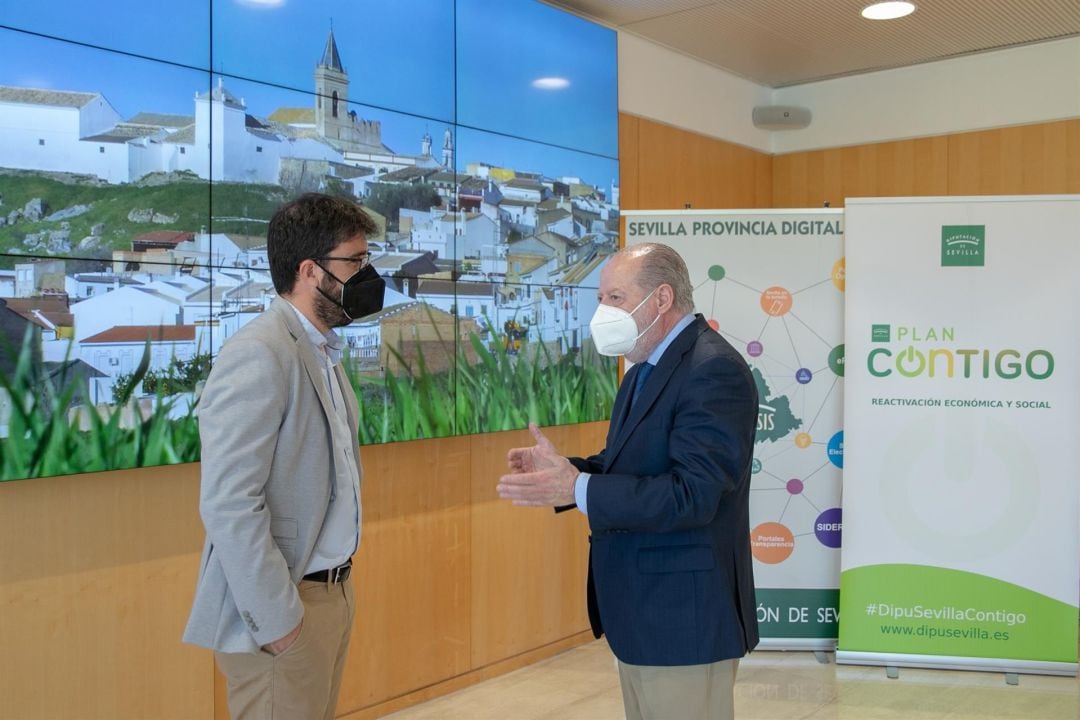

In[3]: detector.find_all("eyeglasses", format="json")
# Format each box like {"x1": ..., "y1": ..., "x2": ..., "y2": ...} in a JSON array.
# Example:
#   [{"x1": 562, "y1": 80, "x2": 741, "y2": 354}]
[{"x1": 316, "y1": 253, "x2": 371, "y2": 271}]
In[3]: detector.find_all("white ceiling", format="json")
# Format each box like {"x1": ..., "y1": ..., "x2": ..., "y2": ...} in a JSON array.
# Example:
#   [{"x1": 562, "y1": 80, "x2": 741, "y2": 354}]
[{"x1": 549, "y1": 0, "x2": 1080, "y2": 88}]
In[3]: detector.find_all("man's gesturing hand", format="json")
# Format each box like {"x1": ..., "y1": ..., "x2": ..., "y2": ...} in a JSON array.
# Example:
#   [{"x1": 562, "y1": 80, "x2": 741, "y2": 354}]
[{"x1": 498, "y1": 423, "x2": 578, "y2": 507}]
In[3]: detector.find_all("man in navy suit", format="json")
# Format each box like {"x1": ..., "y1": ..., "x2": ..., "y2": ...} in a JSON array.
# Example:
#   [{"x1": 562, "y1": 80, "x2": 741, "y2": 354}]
[{"x1": 498, "y1": 243, "x2": 759, "y2": 720}]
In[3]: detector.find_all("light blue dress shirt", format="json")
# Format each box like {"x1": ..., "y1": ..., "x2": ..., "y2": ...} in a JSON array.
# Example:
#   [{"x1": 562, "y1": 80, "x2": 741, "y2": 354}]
[{"x1": 285, "y1": 300, "x2": 361, "y2": 573}]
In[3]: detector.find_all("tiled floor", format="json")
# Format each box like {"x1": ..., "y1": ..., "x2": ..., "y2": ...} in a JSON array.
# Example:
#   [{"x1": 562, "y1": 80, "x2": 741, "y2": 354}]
[{"x1": 383, "y1": 640, "x2": 1079, "y2": 720}]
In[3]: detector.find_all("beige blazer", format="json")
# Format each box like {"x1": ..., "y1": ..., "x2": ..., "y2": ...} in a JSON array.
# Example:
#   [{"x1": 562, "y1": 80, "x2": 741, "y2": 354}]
[{"x1": 183, "y1": 298, "x2": 362, "y2": 653}]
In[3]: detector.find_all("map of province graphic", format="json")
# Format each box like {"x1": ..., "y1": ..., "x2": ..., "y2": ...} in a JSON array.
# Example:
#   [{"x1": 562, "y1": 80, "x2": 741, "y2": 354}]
[{"x1": 753, "y1": 367, "x2": 802, "y2": 444}]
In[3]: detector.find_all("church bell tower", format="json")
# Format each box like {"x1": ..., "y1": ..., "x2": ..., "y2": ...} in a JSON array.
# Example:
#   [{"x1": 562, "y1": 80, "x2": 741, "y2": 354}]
[{"x1": 315, "y1": 28, "x2": 349, "y2": 141}]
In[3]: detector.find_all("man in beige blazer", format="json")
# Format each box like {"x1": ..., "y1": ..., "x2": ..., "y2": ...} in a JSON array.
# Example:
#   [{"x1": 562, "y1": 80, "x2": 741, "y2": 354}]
[{"x1": 184, "y1": 193, "x2": 384, "y2": 719}]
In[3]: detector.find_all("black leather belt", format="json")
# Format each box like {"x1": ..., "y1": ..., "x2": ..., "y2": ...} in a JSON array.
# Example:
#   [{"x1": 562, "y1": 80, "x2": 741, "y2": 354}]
[{"x1": 303, "y1": 559, "x2": 352, "y2": 584}]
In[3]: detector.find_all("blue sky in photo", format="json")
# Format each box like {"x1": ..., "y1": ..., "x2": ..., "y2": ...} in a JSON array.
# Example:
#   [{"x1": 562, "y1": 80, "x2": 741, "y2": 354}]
[
  {"x1": 0, "y1": 28, "x2": 213, "y2": 116},
  {"x1": 0, "y1": 0, "x2": 618, "y2": 188},
  {"x1": 456, "y1": 0, "x2": 618, "y2": 160},
  {"x1": 457, "y1": 127, "x2": 619, "y2": 197},
  {"x1": 211, "y1": 0, "x2": 455, "y2": 124},
  {"x1": 0, "y1": 0, "x2": 210, "y2": 67}
]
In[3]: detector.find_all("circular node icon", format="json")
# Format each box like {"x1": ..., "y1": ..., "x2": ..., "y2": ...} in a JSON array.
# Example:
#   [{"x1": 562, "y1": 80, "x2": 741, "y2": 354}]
[
  {"x1": 759, "y1": 286, "x2": 793, "y2": 317},
  {"x1": 708, "y1": 265, "x2": 726, "y2": 281},
  {"x1": 831, "y1": 257, "x2": 846, "y2": 292},
  {"x1": 751, "y1": 458, "x2": 762, "y2": 474},
  {"x1": 751, "y1": 522, "x2": 795, "y2": 564},
  {"x1": 796, "y1": 368, "x2": 813, "y2": 384},
  {"x1": 827, "y1": 431, "x2": 844, "y2": 468},
  {"x1": 814, "y1": 508, "x2": 842, "y2": 549},
  {"x1": 746, "y1": 340, "x2": 764, "y2": 357},
  {"x1": 795, "y1": 432, "x2": 812, "y2": 449},
  {"x1": 707, "y1": 318, "x2": 720, "y2": 331},
  {"x1": 828, "y1": 344, "x2": 845, "y2": 377},
  {"x1": 786, "y1": 478, "x2": 804, "y2": 495}
]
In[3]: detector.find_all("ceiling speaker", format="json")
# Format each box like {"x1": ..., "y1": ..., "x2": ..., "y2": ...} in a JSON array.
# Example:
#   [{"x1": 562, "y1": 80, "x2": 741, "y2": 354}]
[{"x1": 752, "y1": 105, "x2": 811, "y2": 130}]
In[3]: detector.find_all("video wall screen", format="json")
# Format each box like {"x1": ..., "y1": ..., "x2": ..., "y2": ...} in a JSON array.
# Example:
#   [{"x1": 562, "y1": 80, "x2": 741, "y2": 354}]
[{"x1": 0, "y1": 0, "x2": 619, "y2": 481}]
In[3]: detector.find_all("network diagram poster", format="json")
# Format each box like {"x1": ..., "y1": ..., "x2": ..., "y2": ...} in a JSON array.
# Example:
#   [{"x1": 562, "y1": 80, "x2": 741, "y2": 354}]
[{"x1": 626, "y1": 209, "x2": 845, "y2": 647}]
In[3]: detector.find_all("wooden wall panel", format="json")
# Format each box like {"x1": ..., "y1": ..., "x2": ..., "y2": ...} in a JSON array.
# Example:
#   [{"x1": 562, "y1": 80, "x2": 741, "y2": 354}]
[
  {"x1": 468, "y1": 423, "x2": 606, "y2": 667},
  {"x1": 338, "y1": 435, "x2": 473, "y2": 713},
  {"x1": 0, "y1": 424, "x2": 610, "y2": 720},
  {"x1": 772, "y1": 136, "x2": 949, "y2": 208},
  {"x1": 772, "y1": 120, "x2": 1079, "y2": 208},
  {"x1": 619, "y1": 113, "x2": 771, "y2": 210},
  {"x1": 0, "y1": 464, "x2": 210, "y2": 720},
  {"x1": 948, "y1": 120, "x2": 1080, "y2": 196},
  {"x1": 618, "y1": 114, "x2": 641, "y2": 210}
]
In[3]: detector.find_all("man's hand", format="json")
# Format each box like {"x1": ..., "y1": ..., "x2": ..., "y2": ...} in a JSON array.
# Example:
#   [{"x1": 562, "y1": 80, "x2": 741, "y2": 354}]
[
  {"x1": 498, "y1": 423, "x2": 578, "y2": 507},
  {"x1": 506, "y1": 422, "x2": 562, "y2": 474},
  {"x1": 263, "y1": 618, "x2": 303, "y2": 656}
]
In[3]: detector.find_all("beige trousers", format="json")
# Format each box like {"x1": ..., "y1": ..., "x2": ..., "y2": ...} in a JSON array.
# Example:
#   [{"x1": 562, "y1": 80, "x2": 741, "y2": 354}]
[
  {"x1": 618, "y1": 657, "x2": 739, "y2": 720},
  {"x1": 215, "y1": 579, "x2": 355, "y2": 720}
]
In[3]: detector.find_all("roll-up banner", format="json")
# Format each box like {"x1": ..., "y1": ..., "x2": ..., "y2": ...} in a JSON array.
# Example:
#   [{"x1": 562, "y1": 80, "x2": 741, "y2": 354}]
[
  {"x1": 839, "y1": 196, "x2": 1080, "y2": 676},
  {"x1": 625, "y1": 209, "x2": 845, "y2": 649}
]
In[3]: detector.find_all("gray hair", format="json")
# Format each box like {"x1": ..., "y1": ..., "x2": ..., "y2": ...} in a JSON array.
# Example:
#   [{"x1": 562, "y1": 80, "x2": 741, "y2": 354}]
[{"x1": 626, "y1": 243, "x2": 695, "y2": 314}]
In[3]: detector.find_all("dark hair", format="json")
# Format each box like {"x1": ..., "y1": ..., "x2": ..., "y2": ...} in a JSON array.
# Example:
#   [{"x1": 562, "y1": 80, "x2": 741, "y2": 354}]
[{"x1": 267, "y1": 193, "x2": 378, "y2": 294}]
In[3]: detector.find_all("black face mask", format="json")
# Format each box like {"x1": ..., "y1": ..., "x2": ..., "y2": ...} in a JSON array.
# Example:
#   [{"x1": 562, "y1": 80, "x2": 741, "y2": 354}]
[{"x1": 314, "y1": 262, "x2": 386, "y2": 320}]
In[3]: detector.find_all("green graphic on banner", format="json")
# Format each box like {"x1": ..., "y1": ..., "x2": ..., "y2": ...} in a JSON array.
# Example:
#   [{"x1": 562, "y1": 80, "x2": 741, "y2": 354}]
[
  {"x1": 839, "y1": 564, "x2": 1078, "y2": 662},
  {"x1": 755, "y1": 588, "x2": 839, "y2": 639},
  {"x1": 752, "y1": 368, "x2": 802, "y2": 443},
  {"x1": 941, "y1": 225, "x2": 986, "y2": 267},
  {"x1": 828, "y1": 344, "x2": 845, "y2": 376}
]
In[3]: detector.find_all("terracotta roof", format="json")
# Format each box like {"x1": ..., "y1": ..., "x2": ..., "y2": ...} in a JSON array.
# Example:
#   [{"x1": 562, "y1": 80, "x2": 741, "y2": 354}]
[
  {"x1": 428, "y1": 171, "x2": 458, "y2": 184},
  {"x1": 4, "y1": 297, "x2": 69, "y2": 314},
  {"x1": 560, "y1": 248, "x2": 613, "y2": 286},
  {"x1": 133, "y1": 231, "x2": 193, "y2": 246},
  {"x1": 507, "y1": 254, "x2": 551, "y2": 276},
  {"x1": 417, "y1": 279, "x2": 493, "y2": 296},
  {"x1": 127, "y1": 112, "x2": 194, "y2": 128},
  {"x1": 504, "y1": 178, "x2": 543, "y2": 190},
  {"x1": 356, "y1": 300, "x2": 421, "y2": 323},
  {"x1": 268, "y1": 107, "x2": 316, "y2": 124},
  {"x1": 375, "y1": 166, "x2": 437, "y2": 183},
  {"x1": 83, "y1": 123, "x2": 163, "y2": 143},
  {"x1": 538, "y1": 209, "x2": 571, "y2": 226},
  {"x1": 81, "y1": 325, "x2": 196, "y2": 344},
  {"x1": 0, "y1": 86, "x2": 98, "y2": 108},
  {"x1": 162, "y1": 125, "x2": 195, "y2": 144},
  {"x1": 222, "y1": 234, "x2": 267, "y2": 251},
  {"x1": 197, "y1": 83, "x2": 243, "y2": 109}
]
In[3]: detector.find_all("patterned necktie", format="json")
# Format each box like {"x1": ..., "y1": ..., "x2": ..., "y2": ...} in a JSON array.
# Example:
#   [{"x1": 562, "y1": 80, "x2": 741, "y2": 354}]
[{"x1": 631, "y1": 362, "x2": 654, "y2": 408}]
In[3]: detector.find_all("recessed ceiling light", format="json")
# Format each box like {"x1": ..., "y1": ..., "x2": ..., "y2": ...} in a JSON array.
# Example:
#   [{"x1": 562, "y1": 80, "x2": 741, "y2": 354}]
[
  {"x1": 532, "y1": 77, "x2": 570, "y2": 90},
  {"x1": 861, "y1": 2, "x2": 916, "y2": 20}
]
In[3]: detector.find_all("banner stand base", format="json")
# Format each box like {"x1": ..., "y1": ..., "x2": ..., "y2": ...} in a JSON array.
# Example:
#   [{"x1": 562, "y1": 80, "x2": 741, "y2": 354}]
[
  {"x1": 836, "y1": 650, "x2": 1078, "y2": 678},
  {"x1": 755, "y1": 638, "x2": 837, "y2": 652}
]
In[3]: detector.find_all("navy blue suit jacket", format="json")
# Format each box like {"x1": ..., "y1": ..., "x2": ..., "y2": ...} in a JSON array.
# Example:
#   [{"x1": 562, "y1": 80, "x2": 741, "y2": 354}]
[{"x1": 568, "y1": 315, "x2": 760, "y2": 666}]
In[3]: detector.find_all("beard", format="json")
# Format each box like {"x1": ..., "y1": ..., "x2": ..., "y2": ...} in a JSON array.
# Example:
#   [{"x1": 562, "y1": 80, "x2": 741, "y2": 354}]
[{"x1": 314, "y1": 274, "x2": 352, "y2": 328}]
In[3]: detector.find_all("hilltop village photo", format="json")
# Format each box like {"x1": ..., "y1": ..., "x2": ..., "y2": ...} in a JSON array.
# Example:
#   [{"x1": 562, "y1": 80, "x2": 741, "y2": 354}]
[{"x1": 0, "y1": 10, "x2": 620, "y2": 479}]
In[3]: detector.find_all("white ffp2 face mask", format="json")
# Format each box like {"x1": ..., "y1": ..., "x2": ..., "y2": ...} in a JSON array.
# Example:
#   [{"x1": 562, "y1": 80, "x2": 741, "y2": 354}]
[{"x1": 589, "y1": 288, "x2": 660, "y2": 356}]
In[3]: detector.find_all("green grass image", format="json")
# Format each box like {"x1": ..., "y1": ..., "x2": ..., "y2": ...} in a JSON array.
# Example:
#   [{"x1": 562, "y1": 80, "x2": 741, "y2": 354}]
[
  {"x1": 347, "y1": 317, "x2": 617, "y2": 444},
  {"x1": 0, "y1": 331, "x2": 201, "y2": 480},
  {"x1": 0, "y1": 321, "x2": 616, "y2": 481}
]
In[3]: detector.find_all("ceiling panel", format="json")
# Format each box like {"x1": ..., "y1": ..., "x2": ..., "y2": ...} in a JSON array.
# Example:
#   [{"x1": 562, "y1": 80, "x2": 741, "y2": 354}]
[{"x1": 550, "y1": 0, "x2": 1080, "y2": 87}]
